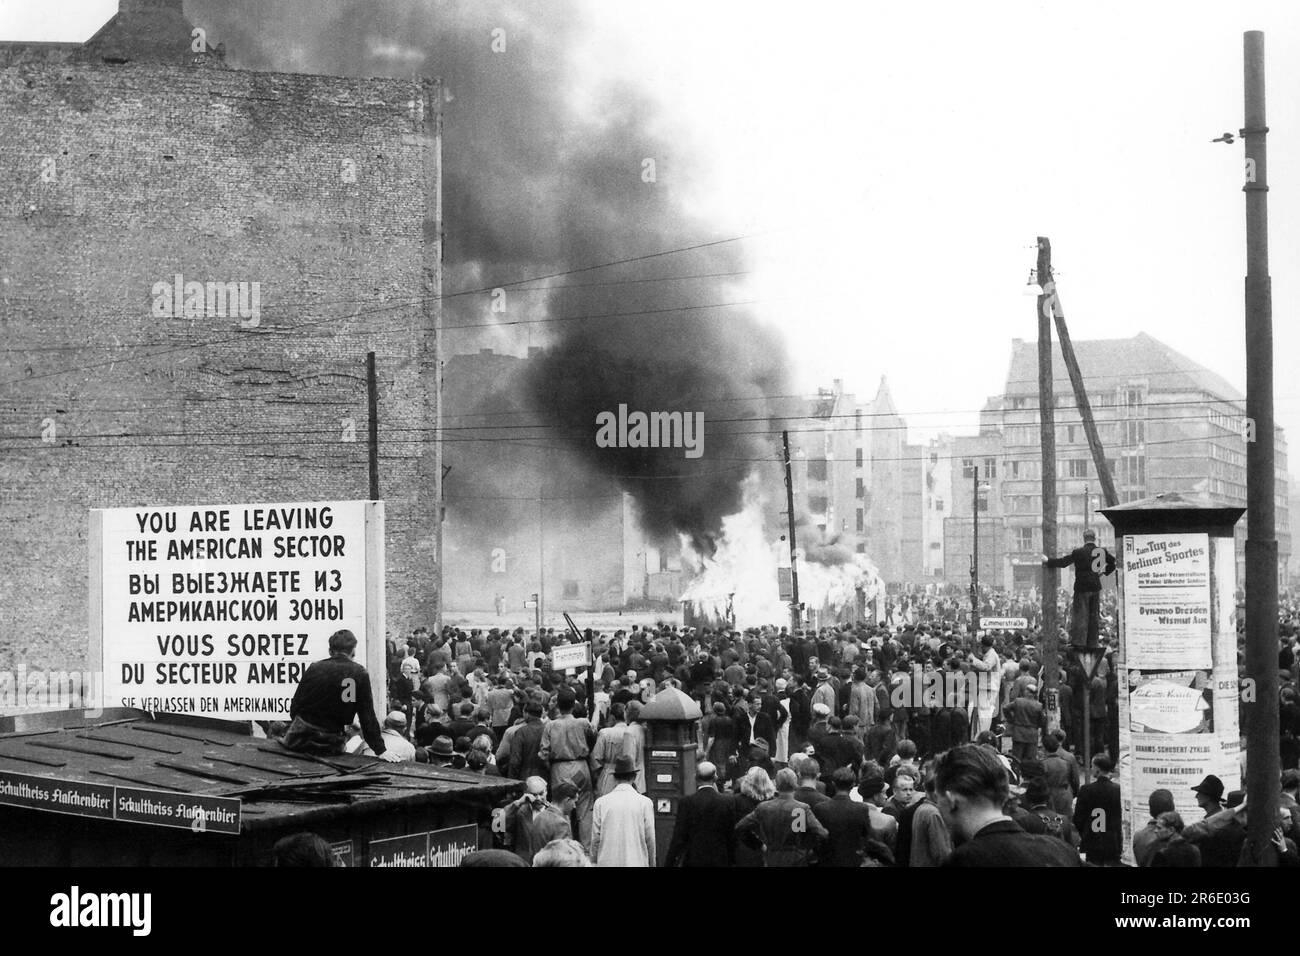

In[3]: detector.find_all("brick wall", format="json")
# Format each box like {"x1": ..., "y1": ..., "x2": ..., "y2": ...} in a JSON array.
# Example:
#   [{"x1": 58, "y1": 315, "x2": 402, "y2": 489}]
[{"x1": 0, "y1": 55, "x2": 442, "y2": 670}]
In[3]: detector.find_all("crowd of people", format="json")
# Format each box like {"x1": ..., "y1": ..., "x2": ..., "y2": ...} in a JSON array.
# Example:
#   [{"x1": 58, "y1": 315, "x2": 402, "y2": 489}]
[{"x1": 322, "y1": 581, "x2": 1300, "y2": 867}]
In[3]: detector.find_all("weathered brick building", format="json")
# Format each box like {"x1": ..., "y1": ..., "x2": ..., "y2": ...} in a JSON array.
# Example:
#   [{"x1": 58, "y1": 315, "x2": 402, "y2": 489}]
[{"x1": 0, "y1": 0, "x2": 443, "y2": 669}]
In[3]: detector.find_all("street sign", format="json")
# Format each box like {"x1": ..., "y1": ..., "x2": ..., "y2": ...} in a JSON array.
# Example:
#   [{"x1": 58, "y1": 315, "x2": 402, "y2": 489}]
[
  {"x1": 982, "y1": 617, "x2": 1028, "y2": 630},
  {"x1": 777, "y1": 567, "x2": 793, "y2": 601},
  {"x1": 523, "y1": 599, "x2": 538, "y2": 609},
  {"x1": 551, "y1": 642, "x2": 591, "y2": 671}
]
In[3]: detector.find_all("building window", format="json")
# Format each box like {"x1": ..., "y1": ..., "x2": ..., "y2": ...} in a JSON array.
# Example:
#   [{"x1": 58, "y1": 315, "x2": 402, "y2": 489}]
[
  {"x1": 807, "y1": 458, "x2": 828, "y2": 482},
  {"x1": 1067, "y1": 459, "x2": 1089, "y2": 479},
  {"x1": 856, "y1": 543, "x2": 867, "y2": 553},
  {"x1": 1118, "y1": 455, "x2": 1146, "y2": 488},
  {"x1": 961, "y1": 458, "x2": 975, "y2": 478},
  {"x1": 1011, "y1": 397, "x2": 1028, "y2": 409},
  {"x1": 1014, "y1": 527, "x2": 1033, "y2": 551},
  {"x1": 809, "y1": 496, "x2": 828, "y2": 514},
  {"x1": 855, "y1": 410, "x2": 863, "y2": 432},
  {"x1": 856, "y1": 508, "x2": 864, "y2": 531},
  {"x1": 562, "y1": 580, "x2": 579, "y2": 598},
  {"x1": 934, "y1": 498, "x2": 944, "y2": 512},
  {"x1": 1124, "y1": 419, "x2": 1145, "y2": 445},
  {"x1": 855, "y1": 448, "x2": 864, "y2": 467},
  {"x1": 855, "y1": 478, "x2": 865, "y2": 499},
  {"x1": 983, "y1": 458, "x2": 997, "y2": 478}
]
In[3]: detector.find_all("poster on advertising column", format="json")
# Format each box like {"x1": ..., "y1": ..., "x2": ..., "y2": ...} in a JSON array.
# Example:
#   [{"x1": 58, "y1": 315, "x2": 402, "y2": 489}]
[
  {"x1": 1125, "y1": 669, "x2": 1218, "y2": 821},
  {"x1": 1122, "y1": 533, "x2": 1212, "y2": 670},
  {"x1": 90, "y1": 500, "x2": 384, "y2": 721}
]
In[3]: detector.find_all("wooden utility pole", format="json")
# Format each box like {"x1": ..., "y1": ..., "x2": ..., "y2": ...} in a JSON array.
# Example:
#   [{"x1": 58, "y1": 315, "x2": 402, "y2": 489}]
[
  {"x1": 1045, "y1": 289, "x2": 1119, "y2": 507},
  {"x1": 782, "y1": 430, "x2": 802, "y2": 632},
  {"x1": 1037, "y1": 239, "x2": 1060, "y2": 687},
  {"x1": 1241, "y1": 30, "x2": 1280, "y2": 865},
  {"x1": 366, "y1": 351, "x2": 380, "y2": 500}
]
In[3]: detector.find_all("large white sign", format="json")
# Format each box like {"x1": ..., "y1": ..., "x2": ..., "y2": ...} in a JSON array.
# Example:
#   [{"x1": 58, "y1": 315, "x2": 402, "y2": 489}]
[
  {"x1": 92, "y1": 501, "x2": 383, "y2": 721},
  {"x1": 1122, "y1": 533, "x2": 1212, "y2": 669}
]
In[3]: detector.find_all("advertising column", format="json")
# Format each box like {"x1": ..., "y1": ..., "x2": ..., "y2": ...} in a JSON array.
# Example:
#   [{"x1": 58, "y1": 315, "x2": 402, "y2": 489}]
[{"x1": 1108, "y1": 499, "x2": 1242, "y2": 866}]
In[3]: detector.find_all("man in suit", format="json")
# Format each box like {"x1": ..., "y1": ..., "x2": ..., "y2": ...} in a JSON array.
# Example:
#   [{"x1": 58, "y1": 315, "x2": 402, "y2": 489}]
[
  {"x1": 734, "y1": 694, "x2": 776, "y2": 756},
  {"x1": 1073, "y1": 754, "x2": 1122, "y2": 865},
  {"x1": 812, "y1": 767, "x2": 878, "y2": 866},
  {"x1": 665, "y1": 762, "x2": 733, "y2": 867}
]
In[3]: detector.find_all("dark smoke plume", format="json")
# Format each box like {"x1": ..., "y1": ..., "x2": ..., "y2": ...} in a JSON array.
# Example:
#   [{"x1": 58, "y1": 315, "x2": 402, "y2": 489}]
[{"x1": 191, "y1": 0, "x2": 789, "y2": 548}]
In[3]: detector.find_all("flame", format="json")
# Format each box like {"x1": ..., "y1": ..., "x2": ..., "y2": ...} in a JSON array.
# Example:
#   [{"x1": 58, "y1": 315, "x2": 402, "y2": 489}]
[{"x1": 680, "y1": 496, "x2": 885, "y2": 626}]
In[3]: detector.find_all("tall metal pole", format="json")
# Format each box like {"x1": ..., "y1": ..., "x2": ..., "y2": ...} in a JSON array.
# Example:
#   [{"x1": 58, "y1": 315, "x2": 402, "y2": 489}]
[
  {"x1": 782, "y1": 430, "x2": 802, "y2": 632},
  {"x1": 1242, "y1": 29, "x2": 1280, "y2": 865},
  {"x1": 366, "y1": 351, "x2": 380, "y2": 500},
  {"x1": 1037, "y1": 238, "x2": 1060, "y2": 687},
  {"x1": 1084, "y1": 483, "x2": 1089, "y2": 536},
  {"x1": 971, "y1": 466, "x2": 980, "y2": 634}
]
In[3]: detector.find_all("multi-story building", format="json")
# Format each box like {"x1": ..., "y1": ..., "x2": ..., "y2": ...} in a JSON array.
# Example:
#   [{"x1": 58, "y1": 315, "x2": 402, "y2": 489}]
[
  {"x1": 861, "y1": 378, "x2": 910, "y2": 582},
  {"x1": 944, "y1": 333, "x2": 1291, "y2": 590},
  {"x1": 920, "y1": 435, "x2": 954, "y2": 579},
  {"x1": 765, "y1": 379, "x2": 866, "y2": 562},
  {"x1": 944, "y1": 428, "x2": 1010, "y2": 588}
]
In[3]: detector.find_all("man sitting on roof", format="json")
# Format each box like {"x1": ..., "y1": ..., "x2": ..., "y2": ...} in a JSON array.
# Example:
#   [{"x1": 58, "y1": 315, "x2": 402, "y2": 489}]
[{"x1": 281, "y1": 629, "x2": 402, "y2": 762}]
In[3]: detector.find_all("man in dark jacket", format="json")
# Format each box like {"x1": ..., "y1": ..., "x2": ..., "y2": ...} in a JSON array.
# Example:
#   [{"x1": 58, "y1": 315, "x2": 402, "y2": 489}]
[
  {"x1": 1043, "y1": 530, "x2": 1115, "y2": 648},
  {"x1": 283, "y1": 629, "x2": 399, "y2": 761},
  {"x1": 734, "y1": 696, "x2": 777, "y2": 756},
  {"x1": 1003, "y1": 683, "x2": 1047, "y2": 763},
  {"x1": 1073, "y1": 754, "x2": 1123, "y2": 865},
  {"x1": 787, "y1": 676, "x2": 812, "y2": 753},
  {"x1": 812, "y1": 767, "x2": 877, "y2": 866},
  {"x1": 665, "y1": 762, "x2": 734, "y2": 867},
  {"x1": 734, "y1": 768, "x2": 829, "y2": 867},
  {"x1": 937, "y1": 745, "x2": 1080, "y2": 867},
  {"x1": 866, "y1": 710, "x2": 898, "y2": 766}
]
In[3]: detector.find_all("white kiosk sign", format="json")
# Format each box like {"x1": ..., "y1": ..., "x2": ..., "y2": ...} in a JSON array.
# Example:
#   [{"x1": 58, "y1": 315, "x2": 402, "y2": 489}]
[{"x1": 90, "y1": 500, "x2": 385, "y2": 722}]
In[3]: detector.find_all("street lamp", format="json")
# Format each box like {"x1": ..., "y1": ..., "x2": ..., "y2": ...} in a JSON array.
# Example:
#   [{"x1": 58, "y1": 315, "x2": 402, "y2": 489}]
[{"x1": 970, "y1": 465, "x2": 993, "y2": 634}]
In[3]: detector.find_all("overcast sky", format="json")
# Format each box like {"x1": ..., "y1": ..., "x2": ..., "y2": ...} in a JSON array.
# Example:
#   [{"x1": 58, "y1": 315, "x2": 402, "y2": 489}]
[{"x1": 6, "y1": 0, "x2": 1299, "y2": 468}]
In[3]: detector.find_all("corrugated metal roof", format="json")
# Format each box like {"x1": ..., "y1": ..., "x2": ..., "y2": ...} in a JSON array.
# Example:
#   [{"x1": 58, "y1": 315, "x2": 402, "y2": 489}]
[{"x1": 0, "y1": 715, "x2": 520, "y2": 833}]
